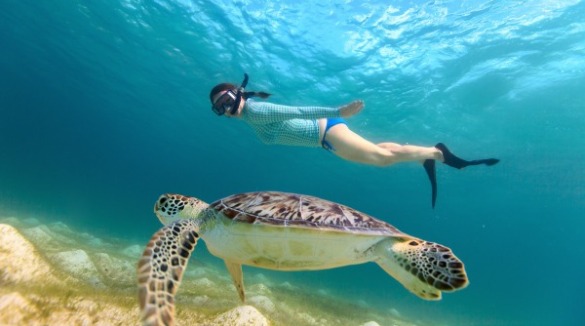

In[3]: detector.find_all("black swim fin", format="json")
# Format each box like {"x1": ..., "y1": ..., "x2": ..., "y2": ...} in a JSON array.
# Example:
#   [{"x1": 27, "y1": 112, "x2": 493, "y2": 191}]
[
  {"x1": 436, "y1": 143, "x2": 500, "y2": 169},
  {"x1": 423, "y1": 159, "x2": 437, "y2": 208}
]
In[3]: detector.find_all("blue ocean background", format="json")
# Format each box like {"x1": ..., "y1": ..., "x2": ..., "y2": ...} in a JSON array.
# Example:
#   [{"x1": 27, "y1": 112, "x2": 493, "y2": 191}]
[{"x1": 1, "y1": 0, "x2": 584, "y2": 325}]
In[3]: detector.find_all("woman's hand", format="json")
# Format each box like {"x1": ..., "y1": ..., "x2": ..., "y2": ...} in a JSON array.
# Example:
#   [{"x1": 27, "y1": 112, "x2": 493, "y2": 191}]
[{"x1": 339, "y1": 100, "x2": 364, "y2": 117}]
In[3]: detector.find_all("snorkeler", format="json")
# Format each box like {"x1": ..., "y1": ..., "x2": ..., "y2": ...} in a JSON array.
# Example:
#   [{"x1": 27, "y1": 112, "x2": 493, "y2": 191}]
[{"x1": 209, "y1": 74, "x2": 499, "y2": 208}]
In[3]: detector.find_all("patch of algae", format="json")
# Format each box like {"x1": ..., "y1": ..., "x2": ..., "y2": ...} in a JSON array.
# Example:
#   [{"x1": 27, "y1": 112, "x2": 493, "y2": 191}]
[{"x1": 0, "y1": 217, "x2": 418, "y2": 326}]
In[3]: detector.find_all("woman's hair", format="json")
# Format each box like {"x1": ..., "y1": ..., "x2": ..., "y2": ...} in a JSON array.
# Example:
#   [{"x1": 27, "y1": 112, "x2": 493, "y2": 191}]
[{"x1": 209, "y1": 82, "x2": 271, "y2": 104}]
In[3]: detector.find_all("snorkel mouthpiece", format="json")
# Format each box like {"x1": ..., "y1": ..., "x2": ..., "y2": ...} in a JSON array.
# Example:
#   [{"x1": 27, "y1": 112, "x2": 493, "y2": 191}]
[{"x1": 230, "y1": 73, "x2": 249, "y2": 115}]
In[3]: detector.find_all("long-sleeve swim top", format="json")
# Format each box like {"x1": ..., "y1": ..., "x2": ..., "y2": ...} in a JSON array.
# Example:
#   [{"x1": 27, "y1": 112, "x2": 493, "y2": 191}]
[{"x1": 240, "y1": 99, "x2": 341, "y2": 147}]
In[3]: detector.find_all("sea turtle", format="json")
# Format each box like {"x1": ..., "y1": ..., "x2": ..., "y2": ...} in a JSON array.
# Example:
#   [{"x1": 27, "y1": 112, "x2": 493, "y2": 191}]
[{"x1": 137, "y1": 191, "x2": 468, "y2": 326}]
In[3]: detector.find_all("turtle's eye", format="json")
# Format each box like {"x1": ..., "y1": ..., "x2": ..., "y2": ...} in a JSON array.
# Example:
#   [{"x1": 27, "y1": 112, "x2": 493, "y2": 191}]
[{"x1": 159, "y1": 197, "x2": 168, "y2": 205}]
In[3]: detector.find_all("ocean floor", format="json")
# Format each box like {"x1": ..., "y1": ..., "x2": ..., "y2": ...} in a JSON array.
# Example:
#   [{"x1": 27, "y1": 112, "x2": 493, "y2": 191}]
[{"x1": 0, "y1": 216, "x2": 419, "y2": 326}]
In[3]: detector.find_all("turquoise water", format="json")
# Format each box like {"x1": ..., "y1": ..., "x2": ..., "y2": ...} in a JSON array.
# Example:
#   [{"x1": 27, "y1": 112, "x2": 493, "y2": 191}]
[{"x1": 1, "y1": 0, "x2": 584, "y2": 325}]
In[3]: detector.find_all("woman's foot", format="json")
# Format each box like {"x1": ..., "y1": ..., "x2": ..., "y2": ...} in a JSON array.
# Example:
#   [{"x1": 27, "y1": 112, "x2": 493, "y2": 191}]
[
  {"x1": 339, "y1": 100, "x2": 364, "y2": 117},
  {"x1": 436, "y1": 143, "x2": 500, "y2": 169}
]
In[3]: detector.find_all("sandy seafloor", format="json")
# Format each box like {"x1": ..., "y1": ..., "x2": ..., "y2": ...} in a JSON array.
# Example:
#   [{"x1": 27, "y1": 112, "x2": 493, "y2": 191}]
[{"x1": 0, "y1": 215, "x2": 424, "y2": 326}]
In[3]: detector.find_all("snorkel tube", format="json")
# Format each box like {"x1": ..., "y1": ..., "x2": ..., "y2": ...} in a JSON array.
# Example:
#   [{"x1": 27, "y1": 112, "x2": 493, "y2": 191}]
[{"x1": 230, "y1": 73, "x2": 249, "y2": 115}]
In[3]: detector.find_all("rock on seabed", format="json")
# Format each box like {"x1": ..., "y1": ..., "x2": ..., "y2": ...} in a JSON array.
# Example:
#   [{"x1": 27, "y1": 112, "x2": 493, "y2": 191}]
[
  {"x1": 0, "y1": 224, "x2": 61, "y2": 285},
  {"x1": 210, "y1": 305, "x2": 269, "y2": 326}
]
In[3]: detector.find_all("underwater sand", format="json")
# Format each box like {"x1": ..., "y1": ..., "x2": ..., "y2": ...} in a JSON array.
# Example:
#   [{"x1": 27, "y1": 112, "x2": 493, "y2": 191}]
[{"x1": 0, "y1": 216, "x2": 419, "y2": 326}]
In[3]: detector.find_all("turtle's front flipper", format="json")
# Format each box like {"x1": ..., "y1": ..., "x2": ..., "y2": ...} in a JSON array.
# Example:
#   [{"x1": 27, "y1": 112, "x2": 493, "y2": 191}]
[
  {"x1": 225, "y1": 261, "x2": 245, "y2": 302},
  {"x1": 137, "y1": 219, "x2": 200, "y2": 326},
  {"x1": 373, "y1": 237, "x2": 468, "y2": 300}
]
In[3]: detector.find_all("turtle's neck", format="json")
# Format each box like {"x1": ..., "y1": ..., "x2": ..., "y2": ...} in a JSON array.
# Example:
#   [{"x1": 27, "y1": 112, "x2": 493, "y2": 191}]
[{"x1": 187, "y1": 198, "x2": 209, "y2": 220}]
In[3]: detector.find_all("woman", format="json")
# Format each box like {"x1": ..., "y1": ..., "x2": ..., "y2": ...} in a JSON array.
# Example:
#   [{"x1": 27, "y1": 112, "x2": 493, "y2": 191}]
[{"x1": 209, "y1": 74, "x2": 499, "y2": 207}]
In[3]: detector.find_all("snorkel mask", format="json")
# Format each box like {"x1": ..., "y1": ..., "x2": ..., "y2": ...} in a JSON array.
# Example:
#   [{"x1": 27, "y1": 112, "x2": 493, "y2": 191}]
[{"x1": 211, "y1": 73, "x2": 249, "y2": 116}]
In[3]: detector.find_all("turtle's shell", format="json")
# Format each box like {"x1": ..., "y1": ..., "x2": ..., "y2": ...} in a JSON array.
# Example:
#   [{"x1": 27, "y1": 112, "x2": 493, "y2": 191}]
[{"x1": 208, "y1": 191, "x2": 403, "y2": 236}]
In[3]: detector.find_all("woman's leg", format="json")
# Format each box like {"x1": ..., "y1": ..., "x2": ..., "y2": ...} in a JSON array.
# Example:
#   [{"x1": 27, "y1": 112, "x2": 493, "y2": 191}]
[
  {"x1": 376, "y1": 142, "x2": 444, "y2": 163},
  {"x1": 324, "y1": 124, "x2": 442, "y2": 166},
  {"x1": 324, "y1": 124, "x2": 499, "y2": 208}
]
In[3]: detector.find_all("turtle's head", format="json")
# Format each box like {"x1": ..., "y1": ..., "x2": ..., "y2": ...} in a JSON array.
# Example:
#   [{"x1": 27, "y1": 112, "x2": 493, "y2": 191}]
[{"x1": 154, "y1": 194, "x2": 209, "y2": 225}]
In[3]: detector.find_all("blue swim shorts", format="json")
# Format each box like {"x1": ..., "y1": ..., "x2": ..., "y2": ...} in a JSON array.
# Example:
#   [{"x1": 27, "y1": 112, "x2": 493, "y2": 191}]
[{"x1": 321, "y1": 117, "x2": 346, "y2": 151}]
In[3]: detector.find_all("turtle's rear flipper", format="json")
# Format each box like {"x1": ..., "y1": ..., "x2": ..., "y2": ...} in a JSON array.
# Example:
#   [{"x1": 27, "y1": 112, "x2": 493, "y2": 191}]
[
  {"x1": 423, "y1": 160, "x2": 437, "y2": 208},
  {"x1": 225, "y1": 261, "x2": 246, "y2": 302},
  {"x1": 436, "y1": 143, "x2": 500, "y2": 169},
  {"x1": 373, "y1": 237, "x2": 468, "y2": 300},
  {"x1": 138, "y1": 219, "x2": 200, "y2": 326}
]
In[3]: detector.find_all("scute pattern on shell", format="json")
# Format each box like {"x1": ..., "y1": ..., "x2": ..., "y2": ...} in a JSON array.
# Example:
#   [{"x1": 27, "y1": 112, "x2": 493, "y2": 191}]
[{"x1": 209, "y1": 191, "x2": 402, "y2": 235}]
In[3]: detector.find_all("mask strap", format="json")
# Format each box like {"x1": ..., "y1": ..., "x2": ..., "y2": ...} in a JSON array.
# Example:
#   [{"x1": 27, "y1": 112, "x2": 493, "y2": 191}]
[{"x1": 229, "y1": 73, "x2": 249, "y2": 115}]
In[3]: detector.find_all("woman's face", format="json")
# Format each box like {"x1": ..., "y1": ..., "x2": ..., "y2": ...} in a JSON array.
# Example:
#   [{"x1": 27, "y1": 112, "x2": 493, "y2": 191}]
[
  {"x1": 212, "y1": 90, "x2": 238, "y2": 116},
  {"x1": 222, "y1": 94, "x2": 245, "y2": 117}
]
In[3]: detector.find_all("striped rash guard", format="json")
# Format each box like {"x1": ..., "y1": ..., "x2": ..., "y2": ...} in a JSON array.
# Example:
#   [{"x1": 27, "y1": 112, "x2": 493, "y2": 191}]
[{"x1": 241, "y1": 99, "x2": 342, "y2": 147}]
